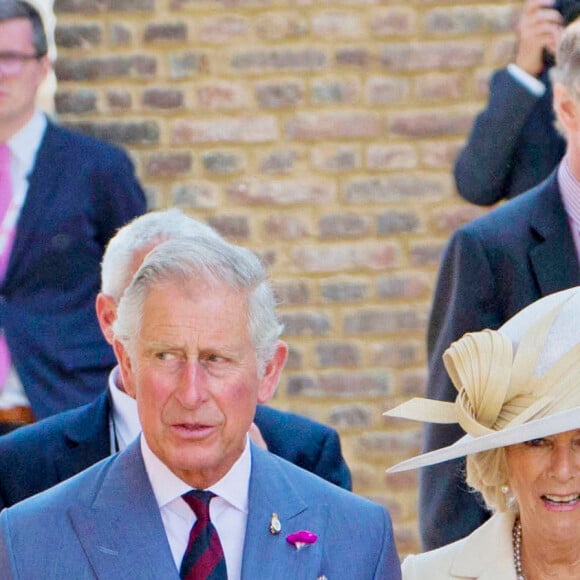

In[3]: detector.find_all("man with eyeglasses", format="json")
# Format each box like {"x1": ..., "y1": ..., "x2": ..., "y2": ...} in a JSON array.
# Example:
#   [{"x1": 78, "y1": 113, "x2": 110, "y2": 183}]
[{"x1": 0, "y1": 1, "x2": 146, "y2": 430}]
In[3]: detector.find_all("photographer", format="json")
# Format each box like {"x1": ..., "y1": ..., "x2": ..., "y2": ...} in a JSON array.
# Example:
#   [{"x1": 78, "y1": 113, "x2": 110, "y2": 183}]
[{"x1": 453, "y1": 0, "x2": 580, "y2": 206}]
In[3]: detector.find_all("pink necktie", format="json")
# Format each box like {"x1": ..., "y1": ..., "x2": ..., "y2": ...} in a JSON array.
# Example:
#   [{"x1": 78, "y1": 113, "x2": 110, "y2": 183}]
[{"x1": 0, "y1": 144, "x2": 13, "y2": 389}]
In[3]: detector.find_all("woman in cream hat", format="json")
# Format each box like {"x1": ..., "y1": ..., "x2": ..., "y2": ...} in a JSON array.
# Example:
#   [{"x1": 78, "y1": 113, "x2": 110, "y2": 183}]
[{"x1": 386, "y1": 287, "x2": 580, "y2": 579}]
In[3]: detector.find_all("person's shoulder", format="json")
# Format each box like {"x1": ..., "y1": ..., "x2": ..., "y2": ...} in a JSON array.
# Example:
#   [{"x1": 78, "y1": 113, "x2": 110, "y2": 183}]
[
  {"x1": 255, "y1": 405, "x2": 337, "y2": 439},
  {"x1": 257, "y1": 446, "x2": 377, "y2": 511},
  {"x1": 44, "y1": 120, "x2": 130, "y2": 160},
  {"x1": 455, "y1": 174, "x2": 556, "y2": 240},
  {"x1": 2, "y1": 451, "x2": 116, "y2": 521},
  {"x1": 401, "y1": 540, "x2": 462, "y2": 580}
]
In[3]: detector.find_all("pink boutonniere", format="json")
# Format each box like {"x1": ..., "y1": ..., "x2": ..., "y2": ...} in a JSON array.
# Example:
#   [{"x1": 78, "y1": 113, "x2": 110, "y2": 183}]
[{"x1": 286, "y1": 530, "x2": 318, "y2": 551}]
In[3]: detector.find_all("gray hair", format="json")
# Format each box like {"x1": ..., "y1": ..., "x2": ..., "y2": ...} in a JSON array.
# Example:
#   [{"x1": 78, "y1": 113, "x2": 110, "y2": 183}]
[
  {"x1": 0, "y1": 1, "x2": 48, "y2": 57},
  {"x1": 113, "y1": 237, "x2": 284, "y2": 375},
  {"x1": 551, "y1": 20, "x2": 580, "y2": 96},
  {"x1": 101, "y1": 209, "x2": 221, "y2": 301}
]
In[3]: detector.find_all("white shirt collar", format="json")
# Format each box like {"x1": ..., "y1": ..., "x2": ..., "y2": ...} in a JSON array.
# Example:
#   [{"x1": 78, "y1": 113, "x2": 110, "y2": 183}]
[
  {"x1": 108, "y1": 366, "x2": 141, "y2": 451},
  {"x1": 141, "y1": 433, "x2": 251, "y2": 515},
  {"x1": 7, "y1": 110, "x2": 47, "y2": 175}
]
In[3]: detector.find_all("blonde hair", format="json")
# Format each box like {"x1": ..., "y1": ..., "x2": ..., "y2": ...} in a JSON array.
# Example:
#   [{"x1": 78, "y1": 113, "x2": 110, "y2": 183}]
[{"x1": 466, "y1": 447, "x2": 517, "y2": 513}]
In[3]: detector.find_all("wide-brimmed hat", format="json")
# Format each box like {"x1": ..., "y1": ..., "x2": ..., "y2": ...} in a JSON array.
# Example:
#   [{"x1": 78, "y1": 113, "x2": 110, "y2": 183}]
[{"x1": 385, "y1": 287, "x2": 580, "y2": 473}]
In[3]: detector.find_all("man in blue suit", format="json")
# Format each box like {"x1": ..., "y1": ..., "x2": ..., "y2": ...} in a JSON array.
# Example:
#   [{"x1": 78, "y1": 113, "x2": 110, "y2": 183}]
[
  {"x1": 421, "y1": 18, "x2": 580, "y2": 550},
  {"x1": 0, "y1": 235, "x2": 400, "y2": 579},
  {"x1": 0, "y1": 209, "x2": 352, "y2": 510},
  {"x1": 0, "y1": 0, "x2": 146, "y2": 425}
]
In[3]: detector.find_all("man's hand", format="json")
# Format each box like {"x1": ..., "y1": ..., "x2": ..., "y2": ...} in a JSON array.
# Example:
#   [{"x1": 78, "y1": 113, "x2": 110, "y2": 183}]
[{"x1": 515, "y1": 0, "x2": 563, "y2": 76}]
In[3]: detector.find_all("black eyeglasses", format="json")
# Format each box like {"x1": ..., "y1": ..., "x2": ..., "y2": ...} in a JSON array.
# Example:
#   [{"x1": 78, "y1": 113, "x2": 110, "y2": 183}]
[{"x1": 0, "y1": 51, "x2": 44, "y2": 76}]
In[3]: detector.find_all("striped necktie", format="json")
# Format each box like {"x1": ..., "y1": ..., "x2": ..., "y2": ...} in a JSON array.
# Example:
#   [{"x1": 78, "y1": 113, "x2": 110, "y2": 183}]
[
  {"x1": 180, "y1": 490, "x2": 228, "y2": 580},
  {"x1": 0, "y1": 144, "x2": 13, "y2": 390}
]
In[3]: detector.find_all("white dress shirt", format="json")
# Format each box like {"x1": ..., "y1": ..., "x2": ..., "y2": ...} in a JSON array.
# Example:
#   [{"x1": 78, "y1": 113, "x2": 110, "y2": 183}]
[
  {"x1": 141, "y1": 433, "x2": 250, "y2": 580},
  {"x1": 0, "y1": 111, "x2": 47, "y2": 407},
  {"x1": 108, "y1": 366, "x2": 141, "y2": 453}
]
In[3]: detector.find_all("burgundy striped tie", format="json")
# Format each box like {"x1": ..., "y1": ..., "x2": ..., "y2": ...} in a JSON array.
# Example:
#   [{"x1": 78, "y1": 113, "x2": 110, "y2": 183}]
[{"x1": 180, "y1": 490, "x2": 227, "y2": 580}]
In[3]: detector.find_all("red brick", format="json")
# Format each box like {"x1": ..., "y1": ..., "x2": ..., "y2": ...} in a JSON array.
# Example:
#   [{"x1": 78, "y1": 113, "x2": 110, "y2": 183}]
[
  {"x1": 198, "y1": 15, "x2": 249, "y2": 43},
  {"x1": 376, "y1": 273, "x2": 431, "y2": 299},
  {"x1": 311, "y1": 11, "x2": 364, "y2": 38},
  {"x1": 230, "y1": 49, "x2": 327, "y2": 72},
  {"x1": 55, "y1": 24, "x2": 102, "y2": 48},
  {"x1": 367, "y1": 144, "x2": 417, "y2": 170},
  {"x1": 377, "y1": 211, "x2": 421, "y2": 235},
  {"x1": 255, "y1": 12, "x2": 308, "y2": 41},
  {"x1": 207, "y1": 216, "x2": 250, "y2": 240},
  {"x1": 420, "y1": 141, "x2": 463, "y2": 168},
  {"x1": 328, "y1": 404, "x2": 373, "y2": 428},
  {"x1": 262, "y1": 214, "x2": 312, "y2": 239},
  {"x1": 255, "y1": 80, "x2": 305, "y2": 109},
  {"x1": 344, "y1": 175, "x2": 447, "y2": 203},
  {"x1": 272, "y1": 280, "x2": 311, "y2": 306},
  {"x1": 389, "y1": 108, "x2": 474, "y2": 137},
  {"x1": 286, "y1": 112, "x2": 382, "y2": 140},
  {"x1": 321, "y1": 279, "x2": 368, "y2": 303},
  {"x1": 366, "y1": 76, "x2": 410, "y2": 105},
  {"x1": 318, "y1": 214, "x2": 371, "y2": 239},
  {"x1": 316, "y1": 342, "x2": 361, "y2": 367},
  {"x1": 227, "y1": 178, "x2": 335, "y2": 206},
  {"x1": 415, "y1": 73, "x2": 465, "y2": 101},
  {"x1": 370, "y1": 7, "x2": 417, "y2": 36},
  {"x1": 279, "y1": 313, "x2": 331, "y2": 336},
  {"x1": 195, "y1": 82, "x2": 250, "y2": 111},
  {"x1": 145, "y1": 152, "x2": 192, "y2": 176},
  {"x1": 142, "y1": 88, "x2": 184, "y2": 109},
  {"x1": 143, "y1": 22, "x2": 187, "y2": 43},
  {"x1": 172, "y1": 182, "x2": 220, "y2": 209},
  {"x1": 293, "y1": 242, "x2": 399, "y2": 272},
  {"x1": 370, "y1": 341, "x2": 425, "y2": 367},
  {"x1": 380, "y1": 41, "x2": 484, "y2": 71},
  {"x1": 311, "y1": 145, "x2": 361, "y2": 172},
  {"x1": 311, "y1": 78, "x2": 361, "y2": 104},
  {"x1": 172, "y1": 117, "x2": 278, "y2": 144},
  {"x1": 344, "y1": 307, "x2": 426, "y2": 334}
]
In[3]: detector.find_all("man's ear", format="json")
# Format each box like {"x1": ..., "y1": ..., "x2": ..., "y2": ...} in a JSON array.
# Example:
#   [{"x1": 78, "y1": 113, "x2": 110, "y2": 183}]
[
  {"x1": 96, "y1": 293, "x2": 117, "y2": 345},
  {"x1": 554, "y1": 82, "x2": 579, "y2": 132},
  {"x1": 257, "y1": 341, "x2": 288, "y2": 404},
  {"x1": 113, "y1": 338, "x2": 137, "y2": 399}
]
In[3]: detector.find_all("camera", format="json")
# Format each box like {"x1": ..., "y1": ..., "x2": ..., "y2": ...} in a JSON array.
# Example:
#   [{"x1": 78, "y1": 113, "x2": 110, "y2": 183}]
[{"x1": 554, "y1": 0, "x2": 580, "y2": 25}]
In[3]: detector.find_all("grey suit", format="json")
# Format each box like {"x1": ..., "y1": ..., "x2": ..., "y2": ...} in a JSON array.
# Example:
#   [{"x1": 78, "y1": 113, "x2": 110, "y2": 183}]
[{"x1": 0, "y1": 438, "x2": 401, "y2": 579}]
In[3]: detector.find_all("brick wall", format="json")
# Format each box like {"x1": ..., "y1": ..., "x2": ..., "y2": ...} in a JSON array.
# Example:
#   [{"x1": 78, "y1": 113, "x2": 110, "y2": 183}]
[{"x1": 53, "y1": 0, "x2": 521, "y2": 554}]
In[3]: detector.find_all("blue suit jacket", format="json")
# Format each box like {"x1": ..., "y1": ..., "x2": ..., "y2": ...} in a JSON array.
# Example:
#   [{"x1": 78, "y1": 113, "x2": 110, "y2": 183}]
[
  {"x1": 422, "y1": 169, "x2": 580, "y2": 549},
  {"x1": 0, "y1": 120, "x2": 146, "y2": 419},
  {"x1": 0, "y1": 439, "x2": 400, "y2": 579},
  {"x1": 0, "y1": 393, "x2": 351, "y2": 510},
  {"x1": 454, "y1": 69, "x2": 565, "y2": 205}
]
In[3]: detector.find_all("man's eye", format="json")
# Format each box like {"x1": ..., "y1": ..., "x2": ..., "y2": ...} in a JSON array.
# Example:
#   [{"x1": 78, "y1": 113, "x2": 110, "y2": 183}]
[{"x1": 155, "y1": 352, "x2": 176, "y2": 361}]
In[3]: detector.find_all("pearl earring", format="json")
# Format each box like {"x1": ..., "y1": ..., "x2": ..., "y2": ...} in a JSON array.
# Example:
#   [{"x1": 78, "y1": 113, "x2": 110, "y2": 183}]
[{"x1": 501, "y1": 485, "x2": 510, "y2": 494}]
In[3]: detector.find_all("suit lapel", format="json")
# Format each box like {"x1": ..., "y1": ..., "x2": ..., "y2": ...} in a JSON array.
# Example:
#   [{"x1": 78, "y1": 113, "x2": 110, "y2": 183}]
[
  {"x1": 5, "y1": 122, "x2": 64, "y2": 285},
  {"x1": 68, "y1": 439, "x2": 178, "y2": 579},
  {"x1": 449, "y1": 513, "x2": 516, "y2": 580},
  {"x1": 529, "y1": 172, "x2": 580, "y2": 295},
  {"x1": 241, "y1": 446, "x2": 328, "y2": 580},
  {"x1": 54, "y1": 392, "x2": 112, "y2": 483}
]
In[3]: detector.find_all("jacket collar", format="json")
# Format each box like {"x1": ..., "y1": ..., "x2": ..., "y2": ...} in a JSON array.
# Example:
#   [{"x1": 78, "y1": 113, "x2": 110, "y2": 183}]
[{"x1": 449, "y1": 512, "x2": 517, "y2": 580}]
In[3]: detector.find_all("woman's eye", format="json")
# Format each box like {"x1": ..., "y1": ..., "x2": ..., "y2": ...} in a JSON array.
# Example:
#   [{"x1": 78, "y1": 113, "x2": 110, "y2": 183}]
[{"x1": 525, "y1": 438, "x2": 549, "y2": 448}]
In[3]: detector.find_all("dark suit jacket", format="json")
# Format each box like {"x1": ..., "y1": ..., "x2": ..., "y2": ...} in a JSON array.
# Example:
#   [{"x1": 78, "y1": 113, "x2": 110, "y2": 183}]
[
  {"x1": 0, "y1": 120, "x2": 146, "y2": 419},
  {"x1": 454, "y1": 69, "x2": 565, "y2": 205},
  {"x1": 422, "y1": 169, "x2": 580, "y2": 549},
  {"x1": 0, "y1": 394, "x2": 351, "y2": 509}
]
